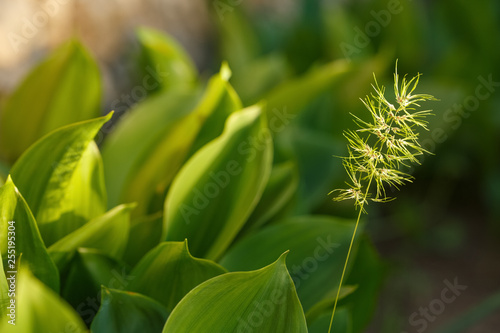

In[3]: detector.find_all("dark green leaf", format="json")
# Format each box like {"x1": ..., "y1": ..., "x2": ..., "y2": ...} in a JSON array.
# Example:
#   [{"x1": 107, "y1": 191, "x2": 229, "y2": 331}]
[
  {"x1": 123, "y1": 212, "x2": 163, "y2": 267},
  {"x1": 60, "y1": 248, "x2": 130, "y2": 325},
  {"x1": 92, "y1": 287, "x2": 168, "y2": 333},
  {"x1": 128, "y1": 240, "x2": 226, "y2": 312},
  {"x1": 241, "y1": 161, "x2": 299, "y2": 234}
]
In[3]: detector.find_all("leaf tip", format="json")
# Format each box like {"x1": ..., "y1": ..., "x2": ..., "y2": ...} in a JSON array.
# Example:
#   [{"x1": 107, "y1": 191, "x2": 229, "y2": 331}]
[{"x1": 220, "y1": 61, "x2": 232, "y2": 81}]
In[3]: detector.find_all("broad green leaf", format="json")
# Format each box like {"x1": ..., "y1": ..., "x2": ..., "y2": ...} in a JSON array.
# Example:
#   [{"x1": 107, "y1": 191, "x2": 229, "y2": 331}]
[
  {"x1": 0, "y1": 40, "x2": 101, "y2": 162},
  {"x1": 92, "y1": 287, "x2": 169, "y2": 333},
  {"x1": 163, "y1": 252, "x2": 307, "y2": 333},
  {"x1": 128, "y1": 240, "x2": 226, "y2": 312},
  {"x1": 0, "y1": 177, "x2": 59, "y2": 291},
  {"x1": 265, "y1": 59, "x2": 351, "y2": 121},
  {"x1": 344, "y1": 238, "x2": 385, "y2": 333},
  {"x1": 103, "y1": 88, "x2": 199, "y2": 209},
  {"x1": 60, "y1": 248, "x2": 130, "y2": 325},
  {"x1": 434, "y1": 290, "x2": 500, "y2": 333},
  {"x1": 0, "y1": 269, "x2": 87, "y2": 333},
  {"x1": 163, "y1": 105, "x2": 273, "y2": 259},
  {"x1": 48, "y1": 204, "x2": 134, "y2": 270},
  {"x1": 220, "y1": 215, "x2": 358, "y2": 311},
  {"x1": 241, "y1": 161, "x2": 299, "y2": 234},
  {"x1": 10, "y1": 114, "x2": 110, "y2": 246},
  {"x1": 186, "y1": 64, "x2": 242, "y2": 156},
  {"x1": 137, "y1": 26, "x2": 198, "y2": 92},
  {"x1": 123, "y1": 212, "x2": 163, "y2": 267},
  {"x1": 103, "y1": 64, "x2": 241, "y2": 215}
]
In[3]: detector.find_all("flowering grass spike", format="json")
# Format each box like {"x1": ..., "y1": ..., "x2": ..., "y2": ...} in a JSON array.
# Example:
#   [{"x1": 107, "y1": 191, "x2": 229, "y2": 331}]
[{"x1": 328, "y1": 64, "x2": 437, "y2": 333}]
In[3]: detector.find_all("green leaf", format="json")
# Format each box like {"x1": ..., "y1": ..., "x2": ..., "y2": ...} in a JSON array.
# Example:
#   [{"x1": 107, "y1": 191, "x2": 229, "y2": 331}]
[
  {"x1": 0, "y1": 177, "x2": 59, "y2": 291},
  {"x1": 136, "y1": 26, "x2": 198, "y2": 92},
  {"x1": 128, "y1": 240, "x2": 226, "y2": 312},
  {"x1": 123, "y1": 212, "x2": 163, "y2": 267},
  {"x1": 163, "y1": 105, "x2": 273, "y2": 259},
  {"x1": 278, "y1": 127, "x2": 344, "y2": 213},
  {"x1": 265, "y1": 59, "x2": 351, "y2": 121},
  {"x1": 60, "y1": 248, "x2": 130, "y2": 325},
  {"x1": 0, "y1": 40, "x2": 101, "y2": 162},
  {"x1": 163, "y1": 252, "x2": 307, "y2": 333},
  {"x1": 48, "y1": 204, "x2": 134, "y2": 270},
  {"x1": 103, "y1": 64, "x2": 241, "y2": 215},
  {"x1": 0, "y1": 268, "x2": 87, "y2": 333},
  {"x1": 220, "y1": 215, "x2": 358, "y2": 312},
  {"x1": 241, "y1": 161, "x2": 299, "y2": 234},
  {"x1": 9, "y1": 114, "x2": 110, "y2": 246},
  {"x1": 92, "y1": 287, "x2": 169, "y2": 333}
]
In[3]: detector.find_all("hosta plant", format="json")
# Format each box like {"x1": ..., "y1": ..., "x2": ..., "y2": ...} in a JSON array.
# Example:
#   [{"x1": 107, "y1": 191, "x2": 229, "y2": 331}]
[{"x1": 1, "y1": 28, "x2": 385, "y2": 333}]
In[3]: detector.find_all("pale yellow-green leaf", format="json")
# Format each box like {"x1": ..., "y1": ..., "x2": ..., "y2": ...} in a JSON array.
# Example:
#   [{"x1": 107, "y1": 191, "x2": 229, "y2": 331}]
[
  {"x1": 0, "y1": 177, "x2": 59, "y2": 291},
  {"x1": 0, "y1": 40, "x2": 101, "y2": 162},
  {"x1": 163, "y1": 105, "x2": 273, "y2": 260},
  {"x1": 10, "y1": 114, "x2": 111, "y2": 246},
  {"x1": 163, "y1": 252, "x2": 307, "y2": 333},
  {"x1": 0, "y1": 269, "x2": 87, "y2": 333}
]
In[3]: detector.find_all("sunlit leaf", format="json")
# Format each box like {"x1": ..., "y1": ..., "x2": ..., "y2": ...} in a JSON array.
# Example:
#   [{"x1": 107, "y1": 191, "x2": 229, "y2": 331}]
[
  {"x1": 103, "y1": 64, "x2": 241, "y2": 215},
  {"x1": 220, "y1": 215, "x2": 358, "y2": 311},
  {"x1": 163, "y1": 252, "x2": 307, "y2": 333},
  {"x1": 9, "y1": 114, "x2": 111, "y2": 246},
  {"x1": 92, "y1": 287, "x2": 168, "y2": 333},
  {"x1": 0, "y1": 269, "x2": 87, "y2": 333},
  {"x1": 0, "y1": 177, "x2": 59, "y2": 291},
  {"x1": 163, "y1": 105, "x2": 273, "y2": 259},
  {"x1": 128, "y1": 240, "x2": 226, "y2": 312},
  {"x1": 48, "y1": 203, "x2": 134, "y2": 270},
  {"x1": 0, "y1": 40, "x2": 101, "y2": 162},
  {"x1": 137, "y1": 26, "x2": 198, "y2": 92}
]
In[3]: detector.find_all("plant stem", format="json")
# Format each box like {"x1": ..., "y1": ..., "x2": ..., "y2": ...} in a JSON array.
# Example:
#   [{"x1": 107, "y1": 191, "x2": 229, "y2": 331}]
[{"x1": 327, "y1": 172, "x2": 374, "y2": 333}]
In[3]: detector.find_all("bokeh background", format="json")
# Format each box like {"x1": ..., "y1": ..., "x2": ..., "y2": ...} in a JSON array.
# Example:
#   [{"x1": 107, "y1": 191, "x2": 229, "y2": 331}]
[{"x1": 1, "y1": 0, "x2": 499, "y2": 332}]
